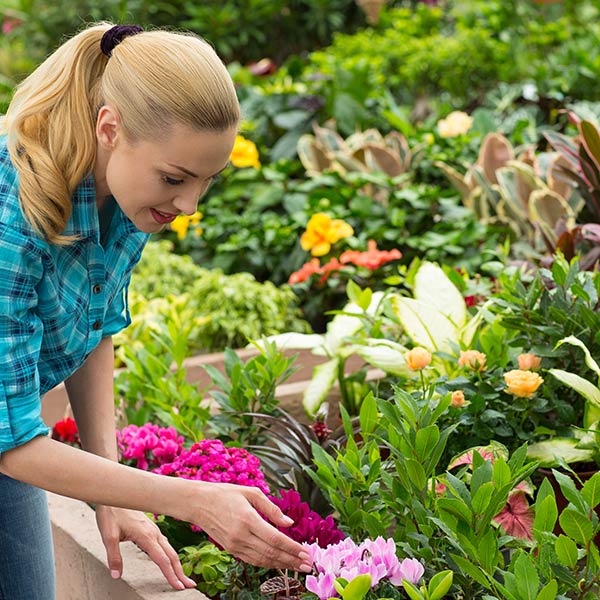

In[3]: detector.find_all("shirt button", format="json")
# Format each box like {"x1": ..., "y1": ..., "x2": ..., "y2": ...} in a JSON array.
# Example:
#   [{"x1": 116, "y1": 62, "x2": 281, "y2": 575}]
[
  {"x1": 93, "y1": 284, "x2": 103, "y2": 294},
  {"x1": 93, "y1": 321, "x2": 103, "y2": 331}
]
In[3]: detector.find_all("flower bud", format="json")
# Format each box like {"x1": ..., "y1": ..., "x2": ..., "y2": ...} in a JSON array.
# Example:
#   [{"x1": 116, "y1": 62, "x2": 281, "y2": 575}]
[
  {"x1": 405, "y1": 347, "x2": 432, "y2": 371},
  {"x1": 451, "y1": 390, "x2": 466, "y2": 408},
  {"x1": 458, "y1": 350, "x2": 486, "y2": 371},
  {"x1": 504, "y1": 369, "x2": 544, "y2": 398},
  {"x1": 517, "y1": 353, "x2": 542, "y2": 371}
]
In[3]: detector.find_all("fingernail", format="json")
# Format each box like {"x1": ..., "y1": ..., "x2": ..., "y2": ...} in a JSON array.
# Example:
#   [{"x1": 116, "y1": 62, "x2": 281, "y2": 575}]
[
  {"x1": 282, "y1": 515, "x2": 294, "y2": 524},
  {"x1": 300, "y1": 563, "x2": 312, "y2": 573},
  {"x1": 176, "y1": 581, "x2": 185, "y2": 590},
  {"x1": 299, "y1": 551, "x2": 310, "y2": 561},
  {"x1": 110, "y1": 570, "x2": 120, "y2": 579},
  {"x1": 185, "y1": 577, "x2": 196, "y2": 587}
]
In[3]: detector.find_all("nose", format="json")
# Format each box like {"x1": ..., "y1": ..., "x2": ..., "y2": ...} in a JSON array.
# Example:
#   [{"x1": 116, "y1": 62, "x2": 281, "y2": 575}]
[{"x1": 172, "y1": 181, "x2": 210, "y2": 216}]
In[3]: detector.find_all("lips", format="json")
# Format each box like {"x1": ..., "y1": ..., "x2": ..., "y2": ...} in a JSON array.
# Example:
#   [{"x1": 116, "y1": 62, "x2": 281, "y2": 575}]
[{"x1": 150, "y1": 208, "x2": 179, "y2": 224}]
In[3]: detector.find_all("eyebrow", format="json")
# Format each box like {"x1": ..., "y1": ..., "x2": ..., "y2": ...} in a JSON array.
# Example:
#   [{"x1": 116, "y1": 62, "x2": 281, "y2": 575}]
[{"x1": 167, "y1": 163, "x2": 230, "y2": 179}]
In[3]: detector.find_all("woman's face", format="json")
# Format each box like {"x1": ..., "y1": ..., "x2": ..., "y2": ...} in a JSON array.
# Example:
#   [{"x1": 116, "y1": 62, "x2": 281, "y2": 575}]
[{"x1": 94, "y1": 109, "x2": 237, "y2": 234}]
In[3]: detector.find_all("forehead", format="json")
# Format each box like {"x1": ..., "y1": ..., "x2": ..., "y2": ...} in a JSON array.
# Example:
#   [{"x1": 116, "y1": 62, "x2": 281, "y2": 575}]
[{"x1": 141, "y1": 123, "x2": 237, "y2": 173}]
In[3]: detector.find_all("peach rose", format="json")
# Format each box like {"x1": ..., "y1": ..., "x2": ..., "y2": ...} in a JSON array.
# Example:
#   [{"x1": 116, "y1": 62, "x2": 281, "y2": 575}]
[
  {"x1": 458, "y1": 350, "x2": 486, "y2": 372},
  {"x1": 517, "y1": 353, "x2": 542, "y2": 371},
  {"x1": 405, "y1": 347, "x2": 432, "y2": 371},
  {"x1": 451, "y1": 390, "x2": 466, "y2": 408},
  {"x1": 437, "y1": 111, "x2": 473, "y2": 138},
  {"x1": 504, "y1": 370, "x2": 544, "y2": 398}
]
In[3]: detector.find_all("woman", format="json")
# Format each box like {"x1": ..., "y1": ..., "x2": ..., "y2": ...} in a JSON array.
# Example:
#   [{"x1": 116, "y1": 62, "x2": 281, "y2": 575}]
[{"x1": 0, "y1": 23, "x2": 311, "y2": 598}]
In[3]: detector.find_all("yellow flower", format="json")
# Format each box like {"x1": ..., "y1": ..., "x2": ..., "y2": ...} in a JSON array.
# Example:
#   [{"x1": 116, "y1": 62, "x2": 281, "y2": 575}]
[
  {"x1": 517, "y1": 353, "x2": 542, "y2": 371},
  {"x1": 451, "y1": 390, "x2": 466, "y2": 408},
  {"x1": 458, "y1": 350, "x2": 486, "y2": 372},
  {"x1": 230, "y1": 135, "x2": 261, "y2": 169},
  {"x1": 405, "y1": 347, "x2": 432, "y2": 371},
  {"x1": 300, "y1": 212, "x2": 354, "y2": 257},
  {"x1": 170, "y1": 211, "x2": 203, "y2": 240},
  {"x1": 504, "y1": 369, "x2": 544, "y2": 398},
  {"x1": 437, "y1": 111, "x2": 473, "y2": 138}
]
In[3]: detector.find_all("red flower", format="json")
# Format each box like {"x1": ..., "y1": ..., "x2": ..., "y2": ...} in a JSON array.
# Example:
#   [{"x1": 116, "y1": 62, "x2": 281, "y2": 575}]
[
  {"x1": 339, "y1": 240, "x2": 402, "y2": 270},
  {"x1": 318, "y1": 257, "x2": 343, "y2": 284},
  {"x1": 288, "y1": 258, "x2": 323, "y2": 284},
  {"x1": 52, "y1": 417, "x2": 80, "y2": 445},
  {"x1": 493, "y1": 492, "x2": 534, "y2": 540}
]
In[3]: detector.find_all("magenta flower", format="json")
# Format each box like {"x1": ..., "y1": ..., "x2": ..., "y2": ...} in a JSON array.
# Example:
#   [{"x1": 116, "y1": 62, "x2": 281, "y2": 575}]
[
  {"x1": 117, "y1": 423, "x2": 184, "y2": 471},
  {"x1": 152, "y1": 439, "x2": 270, "y2": 495},
  {"x1": 269, "y1": 489, "x2": 344, "y2": 547}
]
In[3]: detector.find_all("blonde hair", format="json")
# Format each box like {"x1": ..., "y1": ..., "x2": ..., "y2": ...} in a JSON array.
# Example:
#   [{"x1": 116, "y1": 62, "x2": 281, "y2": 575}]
[{"x1": 2, "y1": 23, "x2": 240, "y2": 244}]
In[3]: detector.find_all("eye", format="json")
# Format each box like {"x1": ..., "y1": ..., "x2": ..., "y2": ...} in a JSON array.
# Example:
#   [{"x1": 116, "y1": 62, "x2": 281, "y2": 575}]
[{"x1": 162, "y1": 175, "x2": 184, "y2": 186}]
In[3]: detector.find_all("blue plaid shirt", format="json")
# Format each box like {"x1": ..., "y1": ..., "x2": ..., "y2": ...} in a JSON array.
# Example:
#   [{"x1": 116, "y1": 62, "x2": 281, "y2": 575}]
[{"x1": 0, "y1": 138, "x2": 149, "y2": 453}]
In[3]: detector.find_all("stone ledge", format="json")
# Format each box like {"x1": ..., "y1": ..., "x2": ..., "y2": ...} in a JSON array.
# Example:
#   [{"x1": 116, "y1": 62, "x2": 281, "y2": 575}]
[{"x1": 49, "y1": 492, "x2": 207, "y2": 600}]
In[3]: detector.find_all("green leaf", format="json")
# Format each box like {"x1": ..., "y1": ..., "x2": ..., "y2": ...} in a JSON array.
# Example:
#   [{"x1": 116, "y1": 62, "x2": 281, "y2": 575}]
[
  {"x1": 472, "y1": 482, "x2": 495, "y2": 515},
  {"x1": 346, "y1": 280, "x2": 362, "y2": 304},
  {"x1": 536, "y1": 580, "x2": 558, "y2": 600},
  {"x1": 389, "y1": 295, "x2": 458, "y2": 352},
  {"x1": 450, "y1": 554, "x2": 491, "y2": 589},
  {"x1": 527, "y1": 439, "x2": 595, "y2": 467},
  {"x1": 302, "y1": 358, "x2": 339, "y2": 417},
  {"x1": 555, "y1": 534, "x2": 579, "y2": 568},
  {"x1": 548, "y1": 368, "x2": 600, "y2": 411},
  {"x1": 513, "y1": 552, "x2": 539, "y2": 600},
  {"x1": 555, "y1": 336, "x2": 600, "y2": 380},
  {"x1": 402, "y1": 580, "x2": 425, "y2": 600},
  {"x1": 559, "y1": 508, "x2": 594, "y2": 545},
  {"x1": 428, "y1": 570, "x2": 453, "y2": 600},
  {"x1": 406, "y1": 458, "x2": 427, "y2": 490},
  {"x1": 359, "y1": 391, "x2": 379, "y2": 436},
  {"x1": 415, "y1": 426, "x2": 441, "y2": 462},
  {"x1": 340, "y1": 574, "x2": 371, "y2": 600},
  {"x1": 478, "y1": 528, "x2": 499, "y2": 573},
  {"x1": 413, "y1": 262, "x2": 467, "y2": 327},
  {"x1": 582, "y1": 472, "x2": 600, "y2": 509},
  {"x1": 533, "y1": 495, "x2": 558, "y2": 536}
]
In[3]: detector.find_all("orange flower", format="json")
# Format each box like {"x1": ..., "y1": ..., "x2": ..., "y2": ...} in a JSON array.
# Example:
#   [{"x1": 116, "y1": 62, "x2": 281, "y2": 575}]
[
  {"x1": 517, "y1": 353, "x2": 542, "y2": 371},
  {"x1": 504, "y1": 370, "x2": 543, "y2": 398},
  {"x1": 451, "y1": 390, "x2": 466, "y2": 408},
  {"x1": 405, "y1": 347, "x2": 432, "y2": 371},
  {"x1": 300, "y1": 213, "x2": 354, "y2": 257},
  {"x1": 230, "y1": 135, "x2": 261, "y2": 169},
  {"x1": 340, "y1": 240, "x2": 402, "y2": 270},
  {"x1": 458, "y1": 350, "x2": 486, "y2": 372}
]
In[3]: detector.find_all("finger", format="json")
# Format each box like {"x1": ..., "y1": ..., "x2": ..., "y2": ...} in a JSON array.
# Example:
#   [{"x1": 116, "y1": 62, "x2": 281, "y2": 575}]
[
  {"x1": 100, "y1": 529, "x2": 123, "y2": 580},
  {"x1": 156, "y1": 534, "x2": 197, "y2": 589},
  {"x1": 249, "y1": 491, "x2": 295, "y2": 528},
  {"x1": 135, "y1": 534, "x2": 187, "y2": 591}
]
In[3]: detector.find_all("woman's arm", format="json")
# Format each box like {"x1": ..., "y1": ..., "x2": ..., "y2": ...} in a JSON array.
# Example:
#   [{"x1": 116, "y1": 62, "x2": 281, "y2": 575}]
[
  {"x1": 64, "y1": 335, "x2": 119, "y2": 461},
  {"x1": 0, "y1": 435, "x2": 311, "y2": 572}
]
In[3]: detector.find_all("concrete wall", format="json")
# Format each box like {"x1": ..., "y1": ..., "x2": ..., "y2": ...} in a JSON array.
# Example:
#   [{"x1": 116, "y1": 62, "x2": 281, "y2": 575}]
[{"x1": 49, "y1": 492, "x2": 206, "y2": 600}]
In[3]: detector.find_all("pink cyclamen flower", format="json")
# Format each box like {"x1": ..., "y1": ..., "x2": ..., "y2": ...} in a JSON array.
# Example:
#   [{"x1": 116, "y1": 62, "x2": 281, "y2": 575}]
[
  {"x1": 306, "y1": 572, "x2": 337, "y2": 599},
  {"x1": 304, "y1": 536, "x2": 423, "y2": 598}
]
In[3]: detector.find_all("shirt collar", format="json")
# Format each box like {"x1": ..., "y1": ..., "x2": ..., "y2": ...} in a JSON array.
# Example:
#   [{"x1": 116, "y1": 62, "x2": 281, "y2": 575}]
[{"x1": 62, "y1": 173, "x2": 139, "y2": 239}]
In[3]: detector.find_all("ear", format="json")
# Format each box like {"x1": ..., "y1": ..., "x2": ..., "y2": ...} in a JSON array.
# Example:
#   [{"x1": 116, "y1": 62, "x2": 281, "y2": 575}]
[{"x1": 96, "y1": 105, "x2": 121, "y2": 150}]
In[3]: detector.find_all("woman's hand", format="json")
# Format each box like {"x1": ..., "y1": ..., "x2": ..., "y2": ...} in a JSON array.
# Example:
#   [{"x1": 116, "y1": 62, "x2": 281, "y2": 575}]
[
  {"x1": 95, "y1": 505, "x2": 197, "y2": 591},
  {"x1": 186, "y1": 482, "x2": 313, "y2": 573}
]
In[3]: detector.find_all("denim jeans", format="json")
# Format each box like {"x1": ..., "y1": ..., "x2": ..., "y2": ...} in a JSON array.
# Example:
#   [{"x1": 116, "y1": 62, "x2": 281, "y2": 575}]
[{"x1": 0, "y1": 473, "x2": 55, "y2": 599}]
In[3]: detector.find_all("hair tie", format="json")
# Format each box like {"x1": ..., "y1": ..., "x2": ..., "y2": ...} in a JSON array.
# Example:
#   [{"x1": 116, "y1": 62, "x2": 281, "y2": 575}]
[{"x1": 101, "y1": 24, "x2": 143, "y2": 57}]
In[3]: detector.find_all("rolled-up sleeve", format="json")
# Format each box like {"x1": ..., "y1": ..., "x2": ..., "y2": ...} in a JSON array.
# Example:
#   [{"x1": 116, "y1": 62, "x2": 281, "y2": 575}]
[{"x1": 0, "y1": 223, "x2": 50, "y2": 454}]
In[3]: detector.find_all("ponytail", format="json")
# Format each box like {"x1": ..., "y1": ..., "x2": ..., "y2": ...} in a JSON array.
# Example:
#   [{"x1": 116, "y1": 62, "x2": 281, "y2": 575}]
[{"x1": 3, "y1": 24, "x2": 110, "y2": 244}]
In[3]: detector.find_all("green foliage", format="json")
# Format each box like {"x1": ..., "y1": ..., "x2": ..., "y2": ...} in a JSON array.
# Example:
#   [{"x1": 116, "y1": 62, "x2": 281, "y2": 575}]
[
  {"x1": 117, "y1": 241, "x2": 310, "y2": 357},
  {"x1": 179, "y1": 541, "x2": 235, "y2": 597},
  {"x1": 203, "y1": 341, "x2": 297, "y2": 445},
  {"x1": 114, "y1": 321, "x2": 211, "y2": 440}
]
